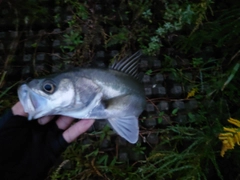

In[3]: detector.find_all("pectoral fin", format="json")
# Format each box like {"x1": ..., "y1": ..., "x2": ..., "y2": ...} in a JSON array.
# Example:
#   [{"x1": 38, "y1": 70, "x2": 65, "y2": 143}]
[{"x1": 108, "y1": 116, "x2": 139, "y2": 144}]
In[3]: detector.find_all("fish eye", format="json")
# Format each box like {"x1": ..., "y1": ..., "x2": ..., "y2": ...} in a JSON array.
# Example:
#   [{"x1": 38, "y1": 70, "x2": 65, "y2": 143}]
[{"x1": 42, "y1": 82, "x2": 55, "y2": 94}]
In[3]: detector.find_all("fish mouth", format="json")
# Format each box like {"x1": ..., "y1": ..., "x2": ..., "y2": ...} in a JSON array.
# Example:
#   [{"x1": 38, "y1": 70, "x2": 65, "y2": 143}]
[
  {"x1": 18, "y1": 84, "x2": 33, "y2": 108},
  {"x1": 17, "y1": 84, "x2": 46, "y2": 120}
]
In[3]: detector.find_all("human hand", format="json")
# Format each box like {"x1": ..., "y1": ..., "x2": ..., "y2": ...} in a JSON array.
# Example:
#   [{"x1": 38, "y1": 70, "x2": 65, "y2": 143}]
[
  {"x1": 11, "y1": 101, "x2": 95, "y2": 143},
  {"x1": 0, "y1": 101, "x2": 95, "y2": 180}
]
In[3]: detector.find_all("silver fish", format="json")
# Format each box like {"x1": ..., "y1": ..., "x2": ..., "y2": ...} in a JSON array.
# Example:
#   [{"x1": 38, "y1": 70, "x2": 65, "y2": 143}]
[{"x1": 17, "y1": 51, "x2": 146, "y2": 143}]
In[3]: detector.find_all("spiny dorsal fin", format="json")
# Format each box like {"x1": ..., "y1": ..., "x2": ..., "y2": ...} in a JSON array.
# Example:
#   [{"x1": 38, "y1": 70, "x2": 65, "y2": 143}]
[{"x1": 110, "y1": 51, "x2": 142, "y2": 79}]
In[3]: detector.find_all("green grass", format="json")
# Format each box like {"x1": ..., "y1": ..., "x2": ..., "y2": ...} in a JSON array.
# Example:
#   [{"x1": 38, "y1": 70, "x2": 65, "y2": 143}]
[{"x1": 1, "y1": 0, "x2": 240, "y2": 179}]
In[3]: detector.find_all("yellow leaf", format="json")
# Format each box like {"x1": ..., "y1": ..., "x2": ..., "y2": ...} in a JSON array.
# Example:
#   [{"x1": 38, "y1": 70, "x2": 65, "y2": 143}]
[
  {"x1": 228, "y1": 137, "x2": 235, "y2": 148},
  {"x1": 219, "y1": 132, "x2": 234, "y2": 137},
  {"x1": 186, "y1": 88, "x2": 198, "y2": 99},
  {"x1": 228, "y1": 118, "x2": 240, "y2": 128},
  {"x1": 219, "y1": 117, "x2": 240, "y2": 157},
  {"x1": 234, "y1": 134, "x2": 240, "y2": 145},
  {"x1": 223, "y1": 127, "x2": 238, "y2": 133}
]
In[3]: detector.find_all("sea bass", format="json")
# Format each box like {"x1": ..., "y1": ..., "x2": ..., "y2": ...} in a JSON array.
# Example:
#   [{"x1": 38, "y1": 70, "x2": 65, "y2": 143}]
[{"x1": 17, "y1": 51, "x2": 146, "y2": 143}]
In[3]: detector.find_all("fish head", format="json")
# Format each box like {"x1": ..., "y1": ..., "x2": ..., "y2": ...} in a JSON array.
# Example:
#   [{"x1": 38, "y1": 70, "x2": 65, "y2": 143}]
[{"x1": 18, "y1": 75, "x2": 75, "y2": 120}]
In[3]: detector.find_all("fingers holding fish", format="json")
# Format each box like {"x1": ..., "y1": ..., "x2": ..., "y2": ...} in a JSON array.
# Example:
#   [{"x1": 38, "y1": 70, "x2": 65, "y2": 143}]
[
  {"x1": 62, "y1": 119, "x2": 95, "y2": 143},
  {"x1": 55, "y1": 116, "x2": 74, "y2": 130},
  {"x1": 38, "y1": 115, "x2": 74, "y2": 130},
  {"x1": 11, "y1": 101, "x2": 28, "y2": 117},
  {"x1": 38, "y1": 115, "x2": 54, "y2": 125}
]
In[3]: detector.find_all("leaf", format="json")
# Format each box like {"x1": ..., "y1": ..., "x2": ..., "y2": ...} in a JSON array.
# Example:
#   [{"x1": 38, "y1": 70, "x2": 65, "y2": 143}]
[
  {"x1": 186, "y1": 88, "x2": 198, "y2": 99},
  {"x1": 158, "y1": 117, "x2": 162, "y2": 124},
  {"x1": 158, "y1": 112, "x2": 165, "y2": 124},
  {"x1": 85, "y1": 149, "x2": 99, "y2": 159},
  {"x1": 145, "y1": 69, "x2": 153, "y2": 75},
  {"x1": 110, "y1": 157, "x2": 117, "y2": 166},
  {"x1": 97, "y1": 154, "x2": 108, "y2": 166},
  {"x1": 188, "y1": 112, "x2": 195, "y2": 122},
  {"x1": 171, "y1": 108, "x2": 179, "y2": 115},
  {"x1": 221, "y1": 62, "x2": 240, "y2": 91},
  {"x1": 31, "y1": 43, "x2": 38, "y2": 48}
]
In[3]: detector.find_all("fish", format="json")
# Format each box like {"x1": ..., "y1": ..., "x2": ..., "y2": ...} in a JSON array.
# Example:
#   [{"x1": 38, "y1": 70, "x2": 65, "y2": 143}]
[{"x1": 17, "y1": 51, "x2": 146, "y2": 143}]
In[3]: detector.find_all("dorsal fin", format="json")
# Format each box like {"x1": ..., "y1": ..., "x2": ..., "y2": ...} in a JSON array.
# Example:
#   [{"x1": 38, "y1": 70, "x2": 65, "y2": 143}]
[{"x1": 110, "y1": 51, "x2": 142, "y2": 79}]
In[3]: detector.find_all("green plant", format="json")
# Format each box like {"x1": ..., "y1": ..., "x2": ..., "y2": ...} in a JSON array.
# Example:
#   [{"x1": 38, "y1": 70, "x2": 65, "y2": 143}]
[
  {"x1": 61, "y1": 31, "x2": 83, "y2": 52},
  {"x1": 2, "y1": 0, "x2": 240, "y2": 179},
  {"x1": 47, "y1": 1, "x2": 240, "y2": 179}
]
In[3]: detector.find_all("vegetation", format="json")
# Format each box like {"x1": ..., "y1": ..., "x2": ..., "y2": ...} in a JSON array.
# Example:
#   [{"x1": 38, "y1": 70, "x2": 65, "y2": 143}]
[{"x1": 1, "y1": 0, "x2": 240, "y2": 179}]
